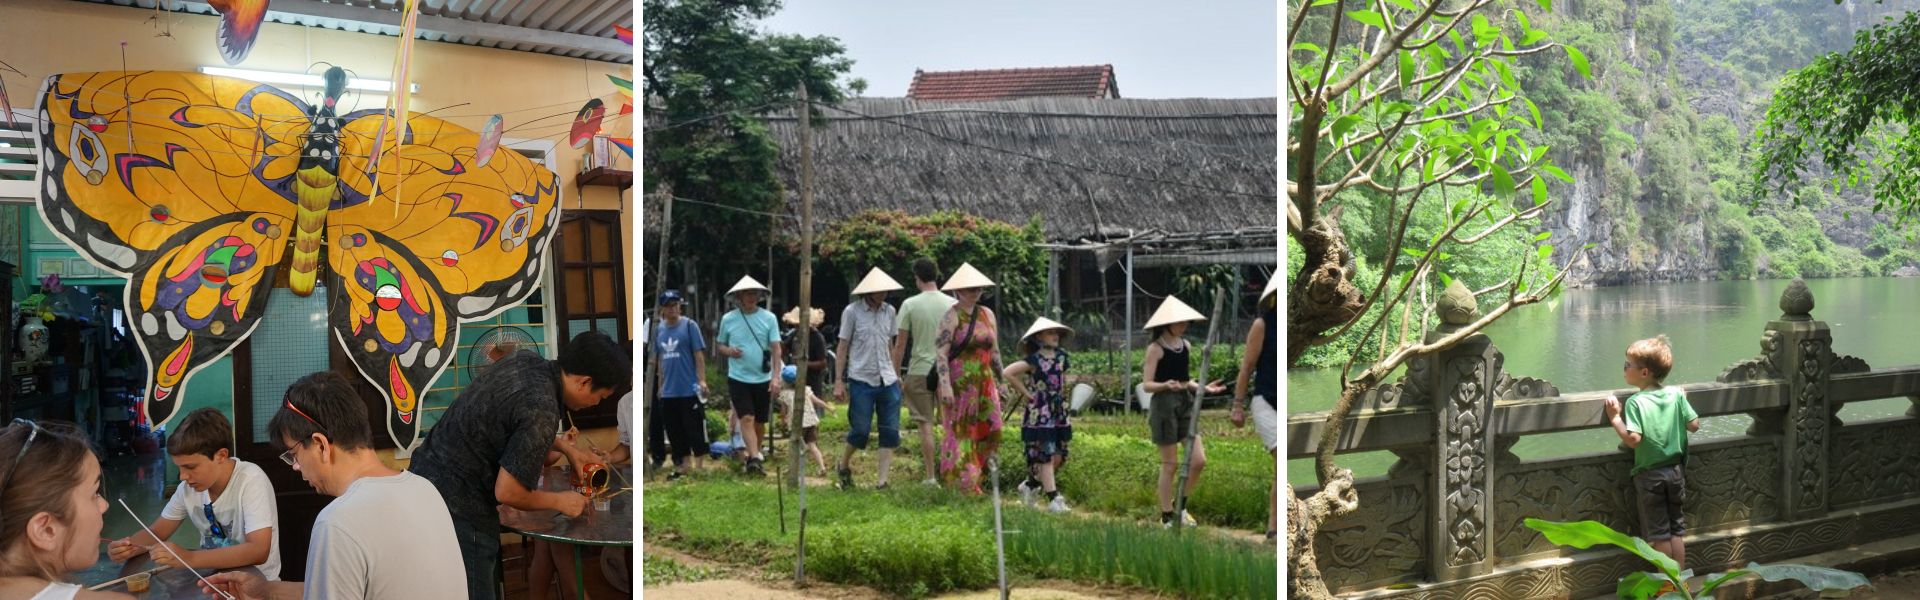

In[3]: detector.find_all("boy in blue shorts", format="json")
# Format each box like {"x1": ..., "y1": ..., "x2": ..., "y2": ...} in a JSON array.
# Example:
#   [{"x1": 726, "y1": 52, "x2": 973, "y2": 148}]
[{"x1": 1604, "y1": 335, "x2": 1700, "y2": 568}]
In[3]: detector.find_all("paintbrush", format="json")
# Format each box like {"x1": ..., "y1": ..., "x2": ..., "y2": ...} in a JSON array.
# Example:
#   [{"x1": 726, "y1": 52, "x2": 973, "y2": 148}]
[
  {"x1": 87, "y1": 565, "x2": 170, "y2": 591},
  {"x1": 117, "y1": 498, "x2": 233, "y2": 600}
]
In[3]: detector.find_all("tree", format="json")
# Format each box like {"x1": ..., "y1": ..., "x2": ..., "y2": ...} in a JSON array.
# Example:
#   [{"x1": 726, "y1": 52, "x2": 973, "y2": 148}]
[
  {"x1": 816, "y1": 209, "x2": 1049, "y2": 320},
  {"x1": 1286, "y1": 0, "x2": 1588, "y2": 595},
  {"x1": 1749, "y1": 8, "x2": 1920, "y2": 225},
  {"x1": 642, "y1": 0, "x2": 854, "y2": 283}
]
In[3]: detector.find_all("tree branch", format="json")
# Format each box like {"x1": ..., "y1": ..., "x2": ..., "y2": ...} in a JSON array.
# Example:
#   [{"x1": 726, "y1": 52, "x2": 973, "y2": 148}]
[{"x1": 1321, "y1": 0, "x2": 1450, "y2": 99}]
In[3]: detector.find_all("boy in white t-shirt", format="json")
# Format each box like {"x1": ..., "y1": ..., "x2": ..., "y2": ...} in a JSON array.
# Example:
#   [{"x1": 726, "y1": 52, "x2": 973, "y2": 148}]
[{"x1": 109, "y1": 407, "x2": 282, "y2": 580}]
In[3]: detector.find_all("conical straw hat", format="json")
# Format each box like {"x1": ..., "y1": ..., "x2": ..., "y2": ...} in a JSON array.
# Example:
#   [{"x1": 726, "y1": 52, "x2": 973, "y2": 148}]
[
  {"x1": 727, "y1": 275, "x2": 770, "y2": 297},
  {"x1": 850, "y1": 268, "x2": 904, "y2": 296},
  {"x1": 783, "y1": 307, "x2": 825, "y2": 327},
  {"x1": 1143, "y1": 296, "x2": 1207, "y2": 329},
  {"x1": 941, "y1": 262, "x2": 996, "y2": 291},
  {"x1": 1261, "y1": 278, "x2": 1278, "y2": 302},
  {"x1": 1020, "y1": 317, "x2": 1073, "y2": 342}
]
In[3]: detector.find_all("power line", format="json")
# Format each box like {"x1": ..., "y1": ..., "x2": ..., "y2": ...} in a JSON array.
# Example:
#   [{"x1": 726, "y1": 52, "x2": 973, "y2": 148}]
[{"x1": 661, "y1": 195, "x2": 796, "y2": 220}]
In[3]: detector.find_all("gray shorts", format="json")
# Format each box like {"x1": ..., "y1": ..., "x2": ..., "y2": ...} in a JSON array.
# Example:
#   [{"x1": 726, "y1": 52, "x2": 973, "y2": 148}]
[
  {"x1": 1149, "y1": 390, "x2": 1197, "y2": 446},
  {"x1": 1634, "y1": 464, "x2": 1687, "y2": 541}
]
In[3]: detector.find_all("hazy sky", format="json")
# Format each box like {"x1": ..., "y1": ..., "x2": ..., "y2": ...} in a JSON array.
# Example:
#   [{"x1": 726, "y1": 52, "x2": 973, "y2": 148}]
[{"x1": 754, "y1": 0, "x2": 1277, "y2": 99}]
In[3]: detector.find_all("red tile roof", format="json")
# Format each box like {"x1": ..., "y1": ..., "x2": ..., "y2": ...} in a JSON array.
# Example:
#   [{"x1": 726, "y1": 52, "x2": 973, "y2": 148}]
[{"x1": 907, "y1": 65, "x2": 1119, "y2": 101}]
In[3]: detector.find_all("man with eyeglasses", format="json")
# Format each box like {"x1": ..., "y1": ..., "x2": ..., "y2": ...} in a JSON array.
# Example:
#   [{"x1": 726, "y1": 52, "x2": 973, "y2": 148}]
[
  {"x1": 407, "y1": 330, "x2": 632, "y2": 600},
  {"x1": 200, "y1": 372, "x2": 465, "y2": 600}
]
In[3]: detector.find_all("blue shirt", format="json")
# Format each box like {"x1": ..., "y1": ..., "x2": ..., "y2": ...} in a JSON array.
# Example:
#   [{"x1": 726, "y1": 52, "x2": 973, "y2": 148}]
[
  {"x1": 652, "y1": 318, "x2": 707, "y2": 398},
  {"x1": 716, "y1": 308, "x2": 780, "y2": 384}
]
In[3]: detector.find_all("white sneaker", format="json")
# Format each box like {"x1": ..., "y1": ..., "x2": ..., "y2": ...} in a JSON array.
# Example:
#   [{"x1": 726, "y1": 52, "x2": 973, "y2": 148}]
[
  {"x1": 1016, "y1": 480, "x2": 1037, "y2": 508},
  {"x1": 1047, "y1": 495, "x2": 1071, "y2": 514},
  {"x1": 1161, "y1": 511, "x2": 1198, "y2": 529},
  {"x1": 921, "y1": 478, "x2": 939, "y2": 487}
]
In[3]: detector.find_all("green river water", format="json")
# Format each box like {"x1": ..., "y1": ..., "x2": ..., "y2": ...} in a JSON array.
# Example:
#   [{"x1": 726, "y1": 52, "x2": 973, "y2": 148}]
[{"x1": 1288, "y1": 277, "x2": 1920, "y2": 487}]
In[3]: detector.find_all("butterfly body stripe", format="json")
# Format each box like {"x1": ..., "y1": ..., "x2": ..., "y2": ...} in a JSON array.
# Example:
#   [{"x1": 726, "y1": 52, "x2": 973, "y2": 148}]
[{"x1": 290, "y1": 165, "x2": 334, "y2": 296}]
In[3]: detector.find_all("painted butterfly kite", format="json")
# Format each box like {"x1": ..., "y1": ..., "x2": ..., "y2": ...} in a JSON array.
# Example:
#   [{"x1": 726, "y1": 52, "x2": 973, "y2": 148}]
[{"x1": 34, "y1": 68, "x2": 560, "y2": 449}]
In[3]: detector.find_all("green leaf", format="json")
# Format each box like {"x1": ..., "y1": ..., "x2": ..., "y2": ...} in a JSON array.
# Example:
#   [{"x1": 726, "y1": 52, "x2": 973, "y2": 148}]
[
  {"x1": 1543, "y1": 164, "x2": 1573, "y2": 183},
  {"x1": 1522, "y1": 29, "x2": 1549, "y2": 45},
  {"x1": 1471, "y1": 15, "x2": 1496, "y2": 45},
  {"x1": 1525, "y1": 97, "x2": 1543, "y2": 129},
  {"x1": 1494, "y1": 61, "x2": 1519, "y2": 90},
  {"x1": 1536, "y1": 0, "x2": 1551, "y2": 12},
  {"x1": 1438, "y1": 272, "x2": 1453, "y2": 287},
  {"x1": 1538, "y1": 244, "x2": 1553, "y2": 261},
  {"x1": 1736, "y1": 563, "x2": 1869, "y2": 592},
  {"x1": 1291, "y1": 42, "x2": 1326, "y2": 55},
  {"x1": 1617, "y1": 572, "x2": 1666, "y2": 600},
  {"x1": 1403, "y1": 247, "x2": 1428, "y2": 259},
  {"x1": 1349, "y1": 10, "x2": 1387, "y2": 30},
  {"x1": 1531, "y1": 176, "x2": 1549, "y2": 206},
  {"x1": 1565, "y1": 45, "x2": 1592, "y2": 79},
  {"x1": 1515, "y1": 11, "x2": 1533, "y2": 34},
  {"x1": 1451, "y1": 197, "x2": 1470, "y2": 220},
  {"x1": 1312, "y1": 0, "x2": 1339, "y2": 6},
  {"x1": 1400, "y1": 51, "x2": 1416, "y2": 90},
  {"x1": 1523, "y1": 519, "x2": 1682, "y2": 578},
  {"x1": 1386, "y1": 0, "x2": 1416, "y2": 11},
  {"x1": 1492, "y1": 164, "x2": 1516, "y2": 197},
  {"x1": 1332, "y1": 115, "x2": 1362, "y2": 141},
  {"x1": 1533, "y1": 231, "x2": 1552, "y2": 242},
  {"x1": 1698, "y1": 569, "x2": 1751, "y2": 594},
  {"x1": 1449, "y1": 29, "x2": 1467, "y2": 56}
]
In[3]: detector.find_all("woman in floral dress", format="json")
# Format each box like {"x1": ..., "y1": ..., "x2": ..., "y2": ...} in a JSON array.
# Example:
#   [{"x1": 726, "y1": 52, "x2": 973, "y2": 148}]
[{"x1": 935, "y1": 263, "x2": 1004, "y2": 494}]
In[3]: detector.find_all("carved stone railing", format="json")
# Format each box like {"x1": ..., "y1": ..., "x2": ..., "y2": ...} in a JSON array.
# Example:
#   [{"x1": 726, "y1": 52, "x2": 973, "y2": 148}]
[{"x1": 1288, "y1": 279, "x2": 1920, "y2": 598}]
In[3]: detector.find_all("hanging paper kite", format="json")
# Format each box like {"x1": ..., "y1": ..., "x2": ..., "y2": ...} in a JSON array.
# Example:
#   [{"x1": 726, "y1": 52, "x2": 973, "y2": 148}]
[
  {"x1": 33, "y1": 68, "x2": 562, "y2": 449},
  {"x1": 608, "y1": 75, "x2": 632, "y2": 100},
  {"x1": 570, "y1": 98, "x2": 605, "y2": 149},
  {"x1": 208, "y1": 0, "x2": 271, "y2": 65},
  {"x1": 475, "y1": 114, "x2": 503, "y2": 168},
  {"x1": 613, "y1": 24, "x2": 633, "y2": 45},
  {"x1": 0, "y1": 76, "x2": 13, "y2": 128},
  {"x1": 609, "y1": 137, "x2": 631, "y2": 157}
]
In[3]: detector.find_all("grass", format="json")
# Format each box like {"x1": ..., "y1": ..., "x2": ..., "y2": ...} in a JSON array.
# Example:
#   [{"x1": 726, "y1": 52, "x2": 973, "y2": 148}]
[
  {"x1": 641, "y1": 556, "x2": 723, "y2": 586},
  {"x1": 643, "y1": 482, "x2": 1273, "y2": 599},
  {"x1": 1004, "y1": 510, "x2": 1277, "y2": 599}
]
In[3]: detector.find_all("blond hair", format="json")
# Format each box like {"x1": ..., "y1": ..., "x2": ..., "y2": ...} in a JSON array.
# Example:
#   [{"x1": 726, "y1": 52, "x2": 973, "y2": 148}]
[{"x1": 1627, "y1": 335, "x2": 1675, "y2": 381}]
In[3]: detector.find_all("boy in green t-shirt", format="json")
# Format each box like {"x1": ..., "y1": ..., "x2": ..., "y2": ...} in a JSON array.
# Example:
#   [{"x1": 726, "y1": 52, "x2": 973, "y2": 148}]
[{"x1": 1604, "y1": 335, "x2": 1700, "y2": 568}]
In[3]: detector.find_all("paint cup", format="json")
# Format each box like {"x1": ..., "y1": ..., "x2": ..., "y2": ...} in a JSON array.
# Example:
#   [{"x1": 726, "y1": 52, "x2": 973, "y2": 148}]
[
  {"x1": 126, "y1": 572, "x2": 150, "y2": 593},
  {"x1": 594, "y1": 496, "x2": 610, "y2": 512}
]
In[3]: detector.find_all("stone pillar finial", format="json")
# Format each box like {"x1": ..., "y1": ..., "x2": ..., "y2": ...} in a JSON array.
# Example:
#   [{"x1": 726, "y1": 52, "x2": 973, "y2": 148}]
[
  {"x1": 1439, "y1": 279, "x2": 1479, "y2": 329},
  {"x1": 1780, "y1": 278, "x2": 1815, "y2": 321}
]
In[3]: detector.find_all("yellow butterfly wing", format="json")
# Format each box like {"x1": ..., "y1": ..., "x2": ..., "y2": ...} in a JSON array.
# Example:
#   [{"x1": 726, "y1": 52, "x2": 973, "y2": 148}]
[
  {"x1": 325, "y1": 110, "x2": 562, "y2": 448},
  {"x1": 36, "y1": 71, "x2": 305, "y2": 427}
]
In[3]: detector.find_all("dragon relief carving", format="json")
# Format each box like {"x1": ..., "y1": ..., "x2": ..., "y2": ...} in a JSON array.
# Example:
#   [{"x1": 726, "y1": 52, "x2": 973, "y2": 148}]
[
  {"x1": 1829, "y1": 422, "x2": 1920, "y2": 508},
  {"x1": 1718, "y1": 330, "x2": 1784, "y2": 383},
  {"x1": 1319, "y1": 479, "x2": 1427, "y2": 592}
]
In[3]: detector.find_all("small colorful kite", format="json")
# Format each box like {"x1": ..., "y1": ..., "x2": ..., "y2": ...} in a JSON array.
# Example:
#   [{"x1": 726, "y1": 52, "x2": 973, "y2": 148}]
[
  {"x1": 613, "y1": 24, "x2": 633, "y2": 45},
  {"x1": 570, "y1": 98, "x2": 606, "y2": 149},
  {"x1": 608, "y1": 75, "x2": 632, "y2": 100},
  {"x1": 475, "y1": 114, "x2": 503, "y2": 168},
  {"x1": 207, "y1": 0, "x2": 270, "y2": 65},
  {"x1": 609, "y1": 137, "x2": 631, "y2": 157}
]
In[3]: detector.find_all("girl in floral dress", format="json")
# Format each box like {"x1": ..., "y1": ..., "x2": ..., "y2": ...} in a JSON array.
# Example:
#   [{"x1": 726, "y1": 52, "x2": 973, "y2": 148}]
[
  {"x1": 935, "y1": 263, "x2": 1004, "y2": 494},
  {"x1": 1004, "y1": 317, "x2": 1074, "y2": 513}
]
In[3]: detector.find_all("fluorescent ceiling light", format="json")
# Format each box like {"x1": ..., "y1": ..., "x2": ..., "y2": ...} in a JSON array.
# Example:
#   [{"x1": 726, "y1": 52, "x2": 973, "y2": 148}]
[{"x1": 198, "y1": 67, "x2": 418, "y2": 93}]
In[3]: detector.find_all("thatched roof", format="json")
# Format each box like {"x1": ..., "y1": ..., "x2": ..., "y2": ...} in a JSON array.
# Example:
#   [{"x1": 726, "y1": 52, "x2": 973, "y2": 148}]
[{"x1": 759, "y1": 96, "x2": 1277, "y2": 243}]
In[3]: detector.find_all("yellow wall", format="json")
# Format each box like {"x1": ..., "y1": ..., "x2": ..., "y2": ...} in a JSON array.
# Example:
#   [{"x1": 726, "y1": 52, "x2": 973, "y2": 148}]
[{"x1": 0, "y1": 0, "x2": 636, "y2": 340}]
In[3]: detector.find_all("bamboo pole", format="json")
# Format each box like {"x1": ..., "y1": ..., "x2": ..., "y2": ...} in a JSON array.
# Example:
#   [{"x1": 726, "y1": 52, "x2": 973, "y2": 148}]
[
  {"x1": 792, "y1": 81, "x2": 817, "y2": 585},
  {"x1": 1172, "y1": 289, "x2": 1226, "y2": 533}
]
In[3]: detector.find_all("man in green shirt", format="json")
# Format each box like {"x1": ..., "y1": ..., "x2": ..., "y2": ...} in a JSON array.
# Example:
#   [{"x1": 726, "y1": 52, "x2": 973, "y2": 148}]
[
  {"x1": 892, "y1": 258, "x2": 956, "y2": 486},
  {"x1": 1604, "y1": 334, "x2": 1700, "y2": 570}
]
